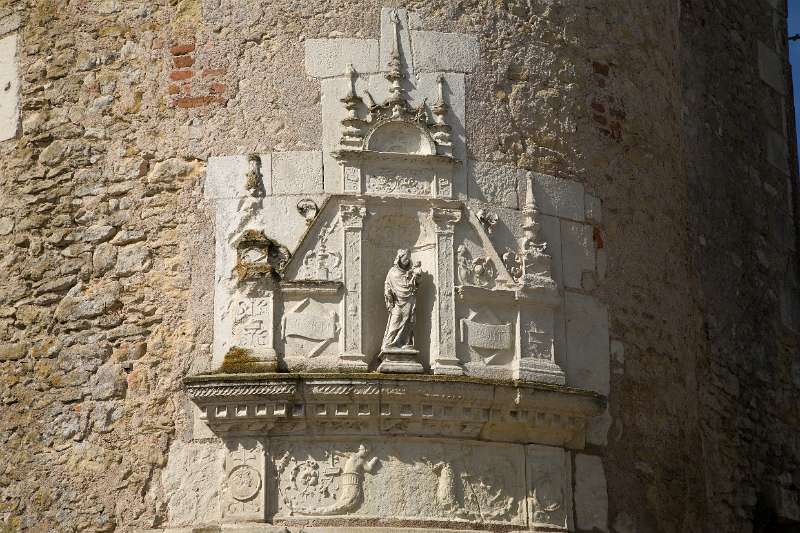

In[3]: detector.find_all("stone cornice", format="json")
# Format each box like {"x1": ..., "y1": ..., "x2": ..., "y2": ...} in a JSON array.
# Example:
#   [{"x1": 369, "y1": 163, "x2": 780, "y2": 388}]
[{"x1": 185, "y1": 373, "x2": 605, "y2": 448}]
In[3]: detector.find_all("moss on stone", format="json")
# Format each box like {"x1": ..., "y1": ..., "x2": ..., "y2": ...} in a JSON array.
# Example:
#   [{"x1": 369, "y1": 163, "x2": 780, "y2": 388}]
[{"x1": 218, "y1": 347, "x2": 271, "y2": 374}]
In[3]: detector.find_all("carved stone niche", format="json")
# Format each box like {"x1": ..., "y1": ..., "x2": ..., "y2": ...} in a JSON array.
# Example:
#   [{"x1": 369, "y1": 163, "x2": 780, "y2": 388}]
[{"x1": 184, "y1": 374, "x2": 603, "y2": 531}]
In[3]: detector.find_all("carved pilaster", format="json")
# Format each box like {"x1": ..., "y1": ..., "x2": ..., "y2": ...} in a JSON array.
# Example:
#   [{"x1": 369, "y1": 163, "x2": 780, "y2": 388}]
[
  {"x1": 431, "y1": 207, "x2": 463, "y2": 375},
  {"x1": 339, "y1": 203, "x2": 368, "y2": 371},
  {"x1": 222, "y1": 437, "x2": 266, "y2": 523}
]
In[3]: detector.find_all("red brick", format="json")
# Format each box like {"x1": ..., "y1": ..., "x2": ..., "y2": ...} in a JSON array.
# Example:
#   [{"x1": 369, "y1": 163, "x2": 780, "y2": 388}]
[
  {"x1": 175, "y1": 96, "x2": 220, "y2": 109},
  {"x1": 170, "y1": 70, "x2": 193, "y2": 81},
  {"x1": 202, "y1": 68, "x2": 226, "y2": 78},
  {"x1": 173, "y1": 55, "x2": 194, "y2": 68},
  {"x1": 593, "y1": 227, "x2": 604, "y2": 249},
  {"x1": 170, "y1": 43, "x2": 195, "y2": 56},
  {"x1": 592, "y1": 61, "x2": 609, "y2": 76},
  {"x1": 209, "y1": 82, "x2": 225, "y2": 94},
  {"x1": 167, "y1": 84, "x2": 181, "y2": 95}
]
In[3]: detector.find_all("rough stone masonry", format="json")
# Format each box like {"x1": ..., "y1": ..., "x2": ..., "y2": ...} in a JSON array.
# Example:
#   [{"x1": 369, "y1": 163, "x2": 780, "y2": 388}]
[{"x1": 0, "y1": 1, "x2": 797, "y2": 533}]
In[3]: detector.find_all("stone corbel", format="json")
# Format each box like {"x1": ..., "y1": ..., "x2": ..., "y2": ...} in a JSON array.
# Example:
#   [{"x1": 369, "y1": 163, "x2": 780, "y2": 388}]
[
  {"x1": 338, "y1": 202, "x2": 369, "y2": 371},
  {"x1": 430, "y1": 206, "x2": 463, "y2": 375}
]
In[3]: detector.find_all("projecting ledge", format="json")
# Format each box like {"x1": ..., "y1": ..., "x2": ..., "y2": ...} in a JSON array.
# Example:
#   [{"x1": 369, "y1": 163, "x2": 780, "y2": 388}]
[{"x1": 184, "y1": 373, "x2": 605, "y2": 449}]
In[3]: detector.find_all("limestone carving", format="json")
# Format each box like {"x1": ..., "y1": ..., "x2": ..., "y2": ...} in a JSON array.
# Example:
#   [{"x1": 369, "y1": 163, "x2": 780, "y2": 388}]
[
  {"x1": 276, "y1": 444, "x2": 378, "y2": 516},
  {"x1": 244, "y1": 153, "x2": 264, "y2": 197},
  {"x1": 367, "y1": 173, "x2": 430, "y2": 196},
  {"x1": 296, "y1": 198, "x2": 319, "y2": 223},
  {"x1": 333, "y1": 9, "x2": 452, "y2": 160},
  {"x1": 460, "y1": 309, "x2": 514, "y2": 366},
  {"x1": 233, "y1": 297, "x2": 273, "y2": 351},
  {"x1": 297, "y1": 218, "x2": 341, "y2": 281},
  {"x1": 339, "y1": 63, "x2": 366, "y2": 148},
  {"x1": 456, "y1": 244, "x2": 498, "y2": 288},
  {"x1": 269, "y1": 437, "x2": 527, "y2": 526},
  {"x1": 526, "y1": 445, "x2": 573, "y2": 530},
  {"x1": 516, "y1": 172, "x2": 556, "y2": 289},
  {"x1": 379, "y1": 248, "x2": 424, "y2": 373},
  {"x1": 223, "y1": 438, "x2": 265, "y2": 521},
  {"x1": 476, "y1": 208, "x2": 499, "y2": 234},
  {"x1": 281, "y1": 298, "x2": 339, "y2": 358},
  {"x1": 430, "y1": 75, "x2": 453, "y2": 156},
  {"x1": 234, "y1": 230, "x2": 290, "y2": 281}
]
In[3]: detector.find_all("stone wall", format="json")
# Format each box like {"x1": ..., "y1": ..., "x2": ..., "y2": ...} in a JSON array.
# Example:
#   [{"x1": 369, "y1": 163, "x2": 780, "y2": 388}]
[
  {"x1": 0, "y1": 1, "x2": 797, "y2": 533},
  {"x1": 681, "y1": 0, "x2": 800, "y2": 530}
]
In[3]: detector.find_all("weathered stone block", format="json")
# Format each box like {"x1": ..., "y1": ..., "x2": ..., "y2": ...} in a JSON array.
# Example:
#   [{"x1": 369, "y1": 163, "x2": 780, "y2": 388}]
[
  {"x1": 0, "y1": 13, "x2": 21, "y2": 36},
  {"x1": 411, "y1": 30, "x2": 479, "y2": 73},
  {"x1": 564, "y1": 292, "x2": 610, "y2": 395},
  {"x1": 758, "y1": 41, "x2": 787, "y2": 95},
  {"x1": 206, "y1": 154, "x2": 270, "y2": 200},
  {"x1": 585, "y1": 193, "x2": 602, "y2": 224},
  {"x1": 271, "y1": 151, "x2": 323, "y2": 195},
  {"x1": 466, "y1": 161, "x2": 522, "y2": 209},
  {"x1": 574, "y1": 454, "x2": 608, "y2": 531},
  {"x1": 116, "y1": 243, "x2": 152, "y2": 277},
  {"x1": 161, "y1": 439, "x2": 224, "y2": 526},
  {"x1": 0, "y1": 342, "x2": 26, "y2": 361},
  {"x1": 526, "y1": 445, "x2": 573, "y2": 530},
  {"x1": 0, "y1": 32, "x2": 18, "y2": 142},
  {"x1": 305, "y1": 38, "x2": 380, "y2": 78},
  {"x1": 560, "y1": 221, "x2": 595, "y2": 290},
  {"x1": 530, "y1": 173, "x2": 585, "y2": 221},
  {"x1": 765, "y1": 127, "x2": 790, "y2": 175}
]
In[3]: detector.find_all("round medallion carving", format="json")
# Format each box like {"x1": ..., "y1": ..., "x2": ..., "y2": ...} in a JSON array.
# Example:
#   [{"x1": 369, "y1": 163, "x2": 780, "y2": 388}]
[{"x1": 228, "y1": 464, "x2": 262, "y2": 501}]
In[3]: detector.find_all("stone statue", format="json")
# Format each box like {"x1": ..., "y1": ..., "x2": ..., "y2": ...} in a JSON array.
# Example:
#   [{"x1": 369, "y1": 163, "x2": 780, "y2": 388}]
[
  {"x1": 382, "y1": 248, "x2": 421, "y2": 350},
  {"x1": 378, "y1": 249, "x2": 424, "y2": 373}
]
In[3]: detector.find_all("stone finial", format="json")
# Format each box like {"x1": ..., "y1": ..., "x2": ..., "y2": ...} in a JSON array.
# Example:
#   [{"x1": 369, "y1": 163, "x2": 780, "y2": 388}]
[
  {"x1": 244, "y1": 153, "x2": 264, "y2": 196},
  {"x1": 430, "y1": 75, "x2": 453, "y2": 155},
  {"x1": 513, "y1": 172, "x2": 555, "y2": 288},
  {"x1": 339, "y1": 63, "x2": 366, "y2": 147},
  {"x1": 385, "y1": 9, "x2": 407, "y2": 110}
]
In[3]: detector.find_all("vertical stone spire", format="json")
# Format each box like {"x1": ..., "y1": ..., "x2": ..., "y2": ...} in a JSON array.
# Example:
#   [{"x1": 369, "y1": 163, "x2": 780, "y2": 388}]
[
  {"x1": 517, "y1": 172, "x2": 554, "y2": 288},
  {"x1": 431, "y1": 74, "x2": 453, "y2": 156},
  {"x1": 339, "y1": 63, "x2": 365, "y2": 148},
  {"x1": 385, "y1": 9, "x2": 407, "y2": 114}
]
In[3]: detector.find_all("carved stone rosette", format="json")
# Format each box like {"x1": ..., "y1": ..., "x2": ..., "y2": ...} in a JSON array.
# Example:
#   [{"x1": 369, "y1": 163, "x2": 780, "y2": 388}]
[{"x1": 222, "y1": 437, "x2": 266, "y2": 523}]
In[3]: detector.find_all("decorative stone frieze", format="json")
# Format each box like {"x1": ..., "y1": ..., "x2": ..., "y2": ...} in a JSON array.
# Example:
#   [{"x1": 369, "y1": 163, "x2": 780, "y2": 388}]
[
  {"x1": 183, "y1": 374, "x2": 602, "y2": 530},
  {"x1": 186, "y1": 374, "x2": 603, "y2": 448}
]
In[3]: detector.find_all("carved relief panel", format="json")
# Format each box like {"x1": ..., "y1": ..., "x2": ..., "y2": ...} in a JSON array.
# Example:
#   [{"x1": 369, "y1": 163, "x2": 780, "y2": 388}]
[
  {"x1": 223, "y1": 438, "x2": 266, "y2": 523},
  {"x1": 526, "y1": 445, "x2": 573, "y2": 531},
  {"x1": 280, "y1": 295, "x2": 341, "y2": 367},
  {"x1": 268, "y1": 437, "x2": 526, "y2": 527}
]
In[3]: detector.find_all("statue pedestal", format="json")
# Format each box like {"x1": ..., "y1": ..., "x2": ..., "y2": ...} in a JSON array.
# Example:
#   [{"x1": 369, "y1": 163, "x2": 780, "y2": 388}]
[{"x1": 377, "y1": 348, "x2": 424, "y2": 373}]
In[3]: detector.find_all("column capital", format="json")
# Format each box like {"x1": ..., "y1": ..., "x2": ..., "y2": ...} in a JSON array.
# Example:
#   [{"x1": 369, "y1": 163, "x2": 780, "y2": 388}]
[
  {"x1": 430, "y1": 206, "x2": 461, "y2": 232},
  {"x1": 340, "y1": 202, "x2": 367, "y2": 229}
]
